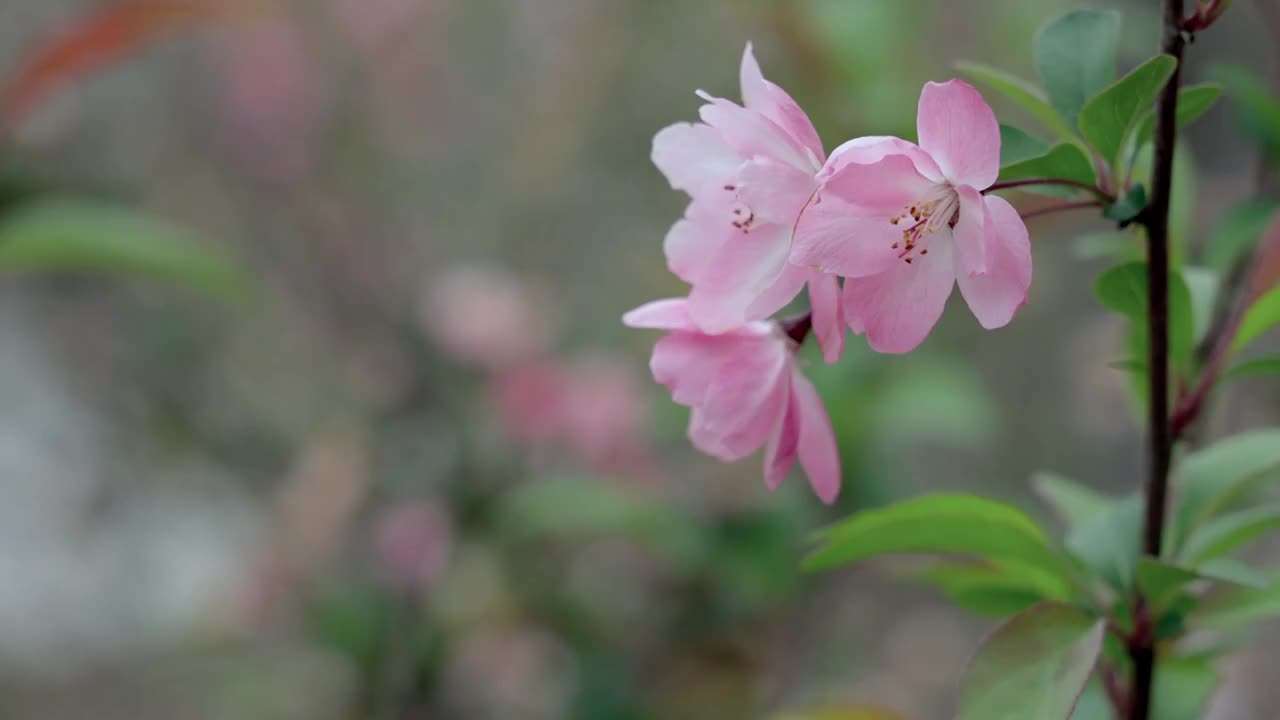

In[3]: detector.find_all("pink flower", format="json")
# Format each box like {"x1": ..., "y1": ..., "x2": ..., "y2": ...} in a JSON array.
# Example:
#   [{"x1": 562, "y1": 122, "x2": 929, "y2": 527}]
[
  {"x1": 792, "y1": 80, "x2": 1032, "y2": 354},
  {"x1": 653, "y1": 44, "x2": 844, "y2": 356},
  {"x1": 623, "y1": 298, "x2": 841, "y2": 504},
  {"x1": 372, "y1": 501, "x2": 453, "y2": 593}
]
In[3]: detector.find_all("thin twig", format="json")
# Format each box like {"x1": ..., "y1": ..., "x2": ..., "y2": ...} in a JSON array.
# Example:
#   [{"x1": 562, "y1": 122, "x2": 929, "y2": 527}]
[
  {"x1": 1019, "y1": 199, "x2": 1103, "y2": 220},
  {"x1": 985, "y1": 177, "x2": 1116, "y2": 202}
]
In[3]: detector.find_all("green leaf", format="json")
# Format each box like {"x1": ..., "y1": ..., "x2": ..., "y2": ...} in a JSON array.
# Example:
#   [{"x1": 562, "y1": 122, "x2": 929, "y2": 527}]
[
  {"x1": 1035, "y1": 10, "x2": 1121, "y2": 126},
  {"x1": 1179, "y1": 502, "x2": 1280, "y2": 565},
  {"x1": 916, "y1": 563, "x2": 1051, "y2": 617},
  {"x1": 1065, "y1": 494, "x2": 1140, "y2": 592},
  {"x1": 1032, "y1": 472, "x2": 1108, "y2": 530},
  {"x1": 773, "y1": 707, "x2": 905, "y2": 720},
  {"x1": 1224, "y1": 355, "x2": 1280, "y2": 381},
  {"x1": 1079, "y1": 55, "x2": 1178, "y2": 166},
  {"x1": 0, "y1": 198, "x2": 246, "y2": 299},
  {"x1": 1093, "y1": 262, "x2": 1196, "y2": 371},
  {"x1": 1181, "y1": 266, "x2": 1219, "y2": 343},
  {"x1": 1194, "y1": 574, "x2": 1280, "y2": 628},
  {"x1": 956, "y1": 61, "x2": 1079, "y2": 142},
  {"x1": 1129, "y1": 83, "x2": 1223, "y2": 157},
  {"x1": 805, "y1": 493, "x2": 1063, "y2": 576},
  {"x1": 1135, "y1": 557, "x2": 1268, "y2": 614},
  {"x1": 957, "y1": 603, "x2": 1105, "y2": 720},
  {"x1": 1173, "y1": 429, "x2": 1280, "y2": 547},
  {"x1": 1233, "y1": 285, "x2": 1280, "y2": 352},
  {"x1": 998, "y1": 143, "x2": 1097, "y2": 198},
  {"x1": 1154, "y1": 656, "x2": 1220, "y2": 720},
  {"x1": 1103, "y1": 184, "x2": 1148, "y2": 223},
  {"x1": 1001, "y1": 124, "x2": 1050, "y2": 166}
]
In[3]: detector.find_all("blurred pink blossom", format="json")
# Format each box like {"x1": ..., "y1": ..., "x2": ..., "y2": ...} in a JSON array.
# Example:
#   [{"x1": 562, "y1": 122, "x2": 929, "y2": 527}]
[
  {"x1": 371, "y1": 501, "x2": 453, "y2": 593},
  {"x1": 793, "y1": 79, "x2": 1032, "y2": 353},
  {"x1": 624, "y1": 298, "x2": 840, "y2": 504},
  {"x1": 332, "y1": 0, "x2": 430, "y2": 50},
  {"x1": 423, "y1": 267, "x2": 551, "y2": 368},
  {"x1": 492, "y1": 354, "x2": 652, "y2": 471},
  {"x1": 212, "y1": 17, "x2": 324, "y2": 182}
]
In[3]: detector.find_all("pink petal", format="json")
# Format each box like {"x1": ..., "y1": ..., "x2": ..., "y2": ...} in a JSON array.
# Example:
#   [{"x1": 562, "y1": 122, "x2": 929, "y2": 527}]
[
  {"x1": 664, "y1": 204, "x2": 727, "y2": 283},
  {"x1": 652, "y1": 122, "x2": 741, "y2": 196},
  {"x1": 697, "y1": 94, "x2": 811, "y2": 173},
  {"x1": 916, "y1": 79, "x2": 1001, "y2": 189},
  {"x1": 650, "y1": 332, "x2": 737, "y2": 405},
  {"x1": 746, "y1": 262, "x2": 809, "y2": 321},
  {"x1": 952, "y1": 184, "x2": 988, "y2": 276},
  {"x1": 790, "y1": 193, "x2": 903, "y2": 278},
  {"x1": 763, "y1": 380, "x2": 800, "y2": 491},
  {"x1": 739, "y1": 43, "x2": 825, "y2": 168},
  {"x1": 735, "y1": 157, "x2": 817, "y2": 224},
  {"x1": 842, "y1": 238, "x2": 956, "y2": 354},
  {"x1": 687, "y1": 224, "x2": 793, "y2": 333},
  {"x1": 623, "y1": 298, "x2": 695, "y2": 330},
  {"x1": 955, "y1": 195, "x2": 1032, "y2": 329},
  {"x1": 689, "y1": 337, "x2": 790, "y2": 459},
  {"x1": 808, "y1": 271, "x2": 845, "y2": 363},
  {"x1": 823, "y1": 136, "x2": 944, "y2": 184},
  {"x1": 790, "y1": 370, "x2": 841, "y2": 504},
  {"x1": 821, "y1": 152, "x2": 937, "y2": 217}
]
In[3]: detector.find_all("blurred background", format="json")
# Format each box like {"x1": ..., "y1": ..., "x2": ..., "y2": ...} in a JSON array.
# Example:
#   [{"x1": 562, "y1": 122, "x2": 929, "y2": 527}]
[{"x1": 0, "y1": 1, "x2": 1277, "y2": 718}]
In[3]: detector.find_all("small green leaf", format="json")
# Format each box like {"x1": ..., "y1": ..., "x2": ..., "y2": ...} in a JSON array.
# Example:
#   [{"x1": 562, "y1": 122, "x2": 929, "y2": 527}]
[
  {"x1": 916, "y1": 563, "x2": 1052, "y2": 617},
  {"x1": 1036, "y1": 10, "x2": 1121, "y2": 126},
  {"x1": 0, "y1": 198, "x2": 246, "y2": 299},
  {"x1": 1233, "y1": 285, "x2": 1280, "y2": 352},
  {"x1": 1179, "y1": 502, "x2": 1280, "y2": 566},
  {"x1": 1093, "y1": 262, "x2": 1196, "y2": 372},
  {"x1": 1001, "y1": 124, "x2": 1050, "y2": 166},
  {"x1": 1224, "y1": 355, "x2": 1280, "y2": 381},
  {"x1": 998, "y1": 143, "x2": 1097, "y2": 198},
  {"x1": 1129, "y1": 83, "x2": 1223, "y2": 157},
  {"x1": 1065, "y1": 494, "x2": 1140, "y2": 592},
  {"x1": 1033, "y1": 472, "x2": 1108, "y2": 530},
  {"x1": 957, "y1": 603, "x2": 1105, "y2": 720},
  {"x1": 1135, "y1": 557, "x2": 1268, "y2": 614},
  {"x1": 1103, "y1": 184, "x2": 1148, "y2": 223},
  {"x1": 1173, "y1": 429, "x2": 1280, "y2": 547},
  {"x1": 805, "y1": 493, "x2": 1063, "y2": 576},
  {"x1": 1194, "y1": 574, "x2": 1280, "y2": 628},
  {"x1": 1154, "y1": 656, "x2": 1220, "y2": 720},
  {"x1": 1079, "y1": 55, "x2": 1178, "y2": 166},
  {"x1": 956, "y1": 61, "x2": 1079, "y2": 142},
  {"x1": 1181, "y1": 266, "x2": 1219, "y2": 342}
]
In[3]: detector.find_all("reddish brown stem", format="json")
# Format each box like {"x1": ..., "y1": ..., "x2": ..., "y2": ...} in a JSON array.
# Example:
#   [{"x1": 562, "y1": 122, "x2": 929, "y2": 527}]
[{"x1": 985, "y1": 177, "x2": 1115, "y2": 202}]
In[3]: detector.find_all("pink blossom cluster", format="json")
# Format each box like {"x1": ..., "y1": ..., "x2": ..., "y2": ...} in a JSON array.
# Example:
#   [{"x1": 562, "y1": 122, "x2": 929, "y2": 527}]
[{"x1": 627, "y1": 45, "x2": 1032, "y2": 504}]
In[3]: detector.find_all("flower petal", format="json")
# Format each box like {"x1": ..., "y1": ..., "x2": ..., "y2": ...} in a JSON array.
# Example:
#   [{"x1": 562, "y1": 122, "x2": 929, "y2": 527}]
[
  {"x1": 697, "y1": 94, "x2": 811, "y2": 172},
  {"x1": 790, "y1": 369, "x2": 841, "y2": 504},
  {"x1": 955, "y1": 194, "x2": 1032, "y2": 329},
  {"x1": 916, "y1": 79, "x2": 1000, "y2": 189},
  {"x1": 623, "y1": 298, "x2": 694, "y2": 330},
  {"x1": 746, "y1": 261, "x2": 808, "y2": 321},
  {"x1": 739, "y1": 43, "x2": 825, "y2": 168},
  {"x1": 663, "y1": 203, "x2": 726, "y2": 283},
  {"x1": 652, "y1": 122, "x2": 741, "y2": 196},
  {"x1": 952, "y1": 184, "x2": 988, "y2": 276},
  {"x1": 650, "y1": 331, "x2": 741, "y2": 406},
  {"x1": 821, "y1": 152, "x2": 937, "y2": 217},
  {"x1": 735, "y1": 156, "x2": 817, "y2": 224},
  {"x1": 687, "y1": 223, "x2": 793, "y2": 333},
  {"x1": 690, "y1": 337, "x2": 790, "y2": 459},
  {"x1": 791, "y1": 193, "x2": 903, "y2": 278},
  {"x1": 763, "y1": 378, "x2": 800, "y2": 491},
  {"x1": 842, "y1": 238, "x2": 956, "y2": 354},
  {"x1": 808, "y1": 271, "x2": 845, "y2": 363},
  {"x1": 823, "y1": 135, "x2": 944, "y2": 184}
]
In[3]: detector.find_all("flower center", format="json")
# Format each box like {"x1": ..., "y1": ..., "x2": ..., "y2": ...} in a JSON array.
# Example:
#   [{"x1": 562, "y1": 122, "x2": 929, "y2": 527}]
[{"x1": 887, "y1": 184, "x2": 959, "y2": 264}]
